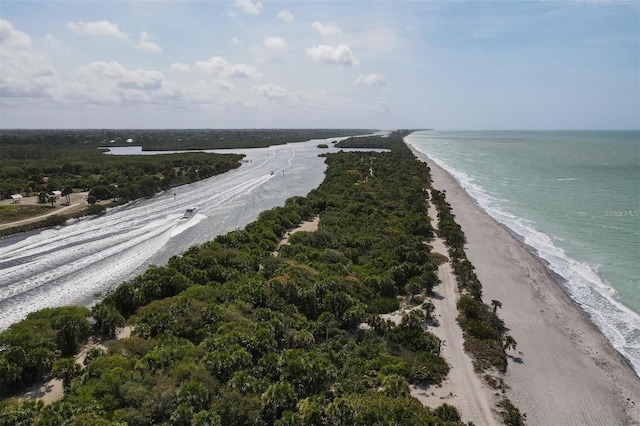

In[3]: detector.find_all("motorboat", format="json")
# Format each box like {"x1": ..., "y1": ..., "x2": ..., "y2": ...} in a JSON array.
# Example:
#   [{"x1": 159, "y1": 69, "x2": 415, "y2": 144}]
[{"x1": 182, "y1": 207, "x2": 197, "y2": 219}]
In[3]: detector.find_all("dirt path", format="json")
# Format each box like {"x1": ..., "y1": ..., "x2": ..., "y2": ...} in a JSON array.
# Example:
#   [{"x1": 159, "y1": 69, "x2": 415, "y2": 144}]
[
  {"x1": 410, "y1": 198, "x2": 499, "y2": 425},
  {"x1": 274, "y1": 216, "x2": 320, "y2": 255},
  {"x1": 27, "y1": 326, "x2": 133, "y2": 405},
  {"x1": 0, "y1": 193, "x2": 88, "y2": 231},
  {"x1": 409, "y1": 144, "x2": 640, "y2": 425}
]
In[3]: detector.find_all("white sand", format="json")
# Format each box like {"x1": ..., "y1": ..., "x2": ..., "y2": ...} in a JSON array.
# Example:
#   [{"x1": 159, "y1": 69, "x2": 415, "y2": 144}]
[
  {"x1": 409, "y1": 144, "x2": 640, "y2": 425},
  {"x1": 411, "y1": 199, "x2": 499, "y2": 424},
  {"x1": 274, "y1": 216, "x2": 320, "y2": 255}
]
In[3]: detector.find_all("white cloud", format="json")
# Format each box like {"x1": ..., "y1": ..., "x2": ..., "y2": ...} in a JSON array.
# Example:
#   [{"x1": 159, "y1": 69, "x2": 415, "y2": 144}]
[
  {"x1": 231, "y1": 37, "x2": 243, "y2": 46},
  {"x1": 158, "y1": 79, "x2": 248, "y2": 107},
  {"x1": 263, "y1": 36, "x2": 287, "y2": 51},
  {"x1": 135, "y1": 32, "x2": 162, "y2": 53},
  {"x1": 234, "y1": 0, "x2": 263, "y2": 16},
  {"x1": 77, "y1": 61, "x2": 163, "y2": 90},
  {"x1": 311, "y1": 22, "x2": 342, "y2": 37},
  {"x1": 306, "y1": 44, "x2": 359, "y2": 66},
  {"x1": 0, "y1": 20, "x2": 59, "y2": 98},
  {"x1": 170, "y1": 62, "x2": 191, "y2": 72},
  {"x1": 215, "y1": 80, "x2": 235, "y2": 90},
  {"x1": 67, "y1": 61, "x2": 164, "y2": 105},
  {"x1": 66, "y1": 20, "x2": 128, "y2": 39},
  {"x1": 277, "y1": 10, "x2": 295, "y2": 23},
  {"x1": 43, "y1": 34, "x2": 68, "y2": 53},
  {"x1": 0, "y1": 19, "x2": 31, "y2": 49},
  {"x1": 355, "y1": 73, "x2": 386, "y2": 86},
  {"x1": 256, "y1": 83, "x2": 289, "y2": 101},
  {"x1": 135, "y1": 40, "x2": 162, "y2": 53},
  {"x1": 194, "y1": 56, "x2": 261, "y2": 78},
  {"x1": 255, "y1": 83, "x2": 329, "y2": 108}
]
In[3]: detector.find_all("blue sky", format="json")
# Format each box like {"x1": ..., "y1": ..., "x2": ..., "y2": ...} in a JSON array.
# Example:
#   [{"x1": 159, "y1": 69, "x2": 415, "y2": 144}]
[{"x1": 0, "y1": 0, "x2": 638, "y2": 129}]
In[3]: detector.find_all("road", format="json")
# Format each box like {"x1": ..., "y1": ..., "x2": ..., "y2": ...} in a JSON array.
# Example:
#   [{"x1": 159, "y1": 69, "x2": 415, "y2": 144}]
[{"x1": 0, "y1": 193, "x2": 89, "y2": 231}]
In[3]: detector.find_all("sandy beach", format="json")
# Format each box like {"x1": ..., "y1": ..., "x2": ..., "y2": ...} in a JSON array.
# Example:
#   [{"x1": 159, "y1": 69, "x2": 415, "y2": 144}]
[{"x1": 409, "y1": 143, "x2": 640, "y2": 425}]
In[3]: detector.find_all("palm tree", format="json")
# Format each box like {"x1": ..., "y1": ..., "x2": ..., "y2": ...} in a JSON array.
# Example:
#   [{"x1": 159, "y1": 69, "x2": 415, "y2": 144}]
[
  {"x1": 422, "y1": 301, "x2": 435, "y2": 321},
  {"x1": 318, "y1": 312, "x2": 336, "y2": 342},
  {"x1": 491, "y1": 299, "x2": 502, "y2": 314},
  {"x1": 503, "y1": 335, "x2": 517, "y2": 352},
  {"x1": 47, "y1": 194, "x2": 57, "y2": 208},
  {"x1": 52, "y1": 357, "x2": 80, "y2": 393}
]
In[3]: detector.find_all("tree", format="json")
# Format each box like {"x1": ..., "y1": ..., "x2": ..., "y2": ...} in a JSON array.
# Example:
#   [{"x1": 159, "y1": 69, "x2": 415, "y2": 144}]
[
  {"x1": 325, "y1": 398, "x2": 355, "y2": 425},
  {"x1": 91, "y1": 303, "x2": 125, "y2": 337},
  {"x1": 503, "y1": 335, "x2": 517, "y2": 352},
  {"x1": 52, "y1": 357, "x2": 80, "y2": 393},
  {"x1": 192, "y1": 410, "x2": 222, "y2": 426},
  {"x1": 422, "y1": 301, "x2": 435, "y2": 321},
  {"x1": 433, "y1": 404, "x2": 461, "y2": 422},
  {"x1": 52, "y1": 312, "x2": 91, "y2": 356},
  {"x1": 89, "y1": 185, "x2": 111, "y2": 201},
  {"x1": 47, "y1": 194, "x2": 57, "y2": 208},
  {"x1": 261, "y1": 382, "x2": 296, "y2": 422},
  {"x1": 61, "y1": 186, "x2": 73, "y2": 204},
  {"x1": 177, "y1": 380, "x2": 210, "y2": 412},
  {"x1": 317, "y1": 312, "x2": 336, "y2": 342},
  {"x1": 491, "y1": 299, "x2": 502, "y2": 314}
]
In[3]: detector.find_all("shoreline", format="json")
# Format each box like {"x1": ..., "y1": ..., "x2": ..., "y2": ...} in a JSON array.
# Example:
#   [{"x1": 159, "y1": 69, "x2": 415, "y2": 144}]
[{"x1": 407, "y1": 141, "x2": 640, "y2": 425}]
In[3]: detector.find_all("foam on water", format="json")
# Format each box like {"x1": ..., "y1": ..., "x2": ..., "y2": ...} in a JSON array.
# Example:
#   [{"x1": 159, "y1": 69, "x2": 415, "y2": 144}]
[
  {"x1": 409, "y1": 141, "x2": 640, "y2": 374},
  {"x1": 0, "y1": 139, "x2": 355, "y2": 332}
]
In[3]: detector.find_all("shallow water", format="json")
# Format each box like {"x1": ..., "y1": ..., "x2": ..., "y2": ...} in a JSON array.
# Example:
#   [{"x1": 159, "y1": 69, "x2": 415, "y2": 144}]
[{"x1": 406, "y1": 130, "x2": 640, "y2": 374}]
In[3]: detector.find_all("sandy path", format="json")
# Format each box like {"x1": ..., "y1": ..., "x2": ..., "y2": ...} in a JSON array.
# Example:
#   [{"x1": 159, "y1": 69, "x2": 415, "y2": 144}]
[
  {"x1": 275, "y1": 216, "x2": 320, "y2": 254},
  {"x1": 408, "y1": 143, "x2": 640, "y2": 425},
  {"x1": 0, "y1": 193, "x2": 88, "y2": 231},
  {"x1": 411, "y1": 200, "x2": 498, "y2": 425},
  {"x1": 31, "y1": 326, "x2": 133, "y2": 405}
]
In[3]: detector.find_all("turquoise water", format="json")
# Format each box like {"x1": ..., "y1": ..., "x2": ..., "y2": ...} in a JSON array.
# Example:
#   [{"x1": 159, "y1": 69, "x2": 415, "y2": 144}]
[{"x1": 406, "y1": 131, "x2": 640, "y2": 374}]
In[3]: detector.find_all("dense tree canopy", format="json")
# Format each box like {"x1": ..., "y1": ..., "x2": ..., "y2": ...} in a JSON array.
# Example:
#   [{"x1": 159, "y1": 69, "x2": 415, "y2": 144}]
[{"x1": 1, "y1": 132, "x2": 498, "y2": 425}]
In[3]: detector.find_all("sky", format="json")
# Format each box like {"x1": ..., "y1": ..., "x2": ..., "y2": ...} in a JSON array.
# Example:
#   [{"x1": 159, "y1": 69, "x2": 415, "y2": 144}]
[{"x1": 0, "y1": 0, "x2": 638, "y2": 130}]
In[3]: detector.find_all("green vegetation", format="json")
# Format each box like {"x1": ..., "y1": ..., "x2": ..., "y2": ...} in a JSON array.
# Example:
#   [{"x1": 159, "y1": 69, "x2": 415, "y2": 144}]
[
  {"x1": 430, "y1": 188, "x2": 516, "y2": 373},
  {"x1": 335, "y1": 133, "x2": 410, "y2": 151},
  {"x1": 0, "y1": 306, "x2": 92, "y2": 395},
  {"x1": 0, "y1": 132, "x2": 475, "y2": 425},
  {"x1": 0, "y1": 129, "x2": 374, "y2": 151},
  {"x1": 498, "y1": 397, "x2": 527, "y2": 426},
  {"x1": 0, "y1": 145, "x2": 242, "y2": 202},
  {"x1": 430, "y1": 189, "x2": 525, "y2": 424},
  {"x1": 0, "y1": 138, "x2": 245, "y2": 236},
  {"x1": 0, "y1": 205, "x2": 50, "y2": 224},
  {"x1": 0, "y1": 129, "x2": 377, "y2": 236}
]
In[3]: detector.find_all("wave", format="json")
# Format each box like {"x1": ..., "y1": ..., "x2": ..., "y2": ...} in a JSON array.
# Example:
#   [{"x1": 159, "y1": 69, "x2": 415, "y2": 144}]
[{"x1": 408, "y1": 142, "x2": 640, "y2": 375}]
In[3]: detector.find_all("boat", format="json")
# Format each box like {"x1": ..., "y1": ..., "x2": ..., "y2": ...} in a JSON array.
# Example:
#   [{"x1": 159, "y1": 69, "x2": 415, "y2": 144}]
[{"x1": 182, "y1": 207, "x2": 197, "y2": 219}]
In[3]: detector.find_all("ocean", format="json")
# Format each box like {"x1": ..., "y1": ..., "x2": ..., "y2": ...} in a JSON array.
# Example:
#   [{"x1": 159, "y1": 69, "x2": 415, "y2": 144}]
[{"x1": 405, "y1": 130, "x2": 640, "y2": 374}]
